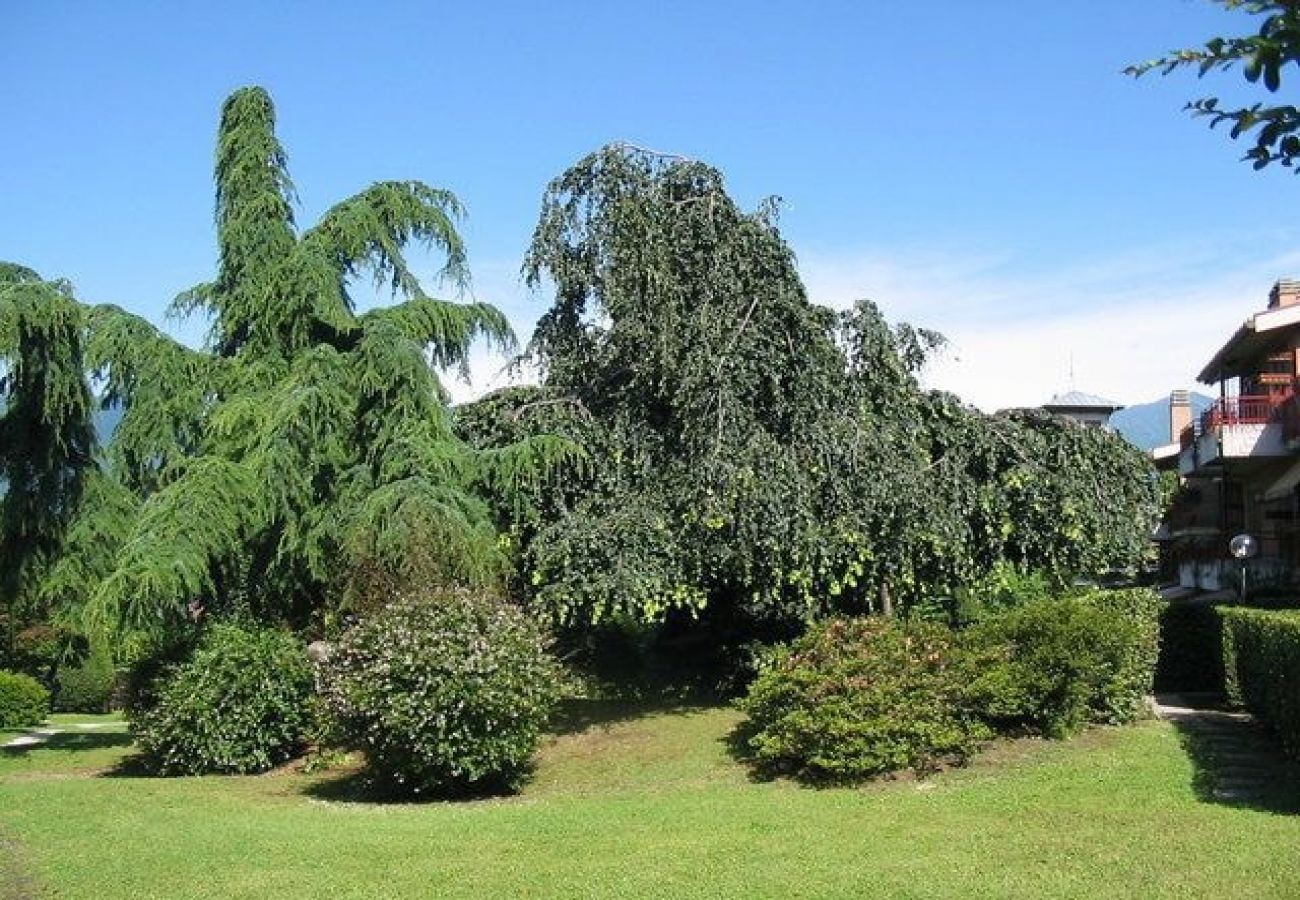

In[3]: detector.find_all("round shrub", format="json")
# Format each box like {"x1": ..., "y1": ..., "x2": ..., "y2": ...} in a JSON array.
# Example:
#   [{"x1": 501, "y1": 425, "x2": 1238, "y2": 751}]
[
  {"x1": 317, "y1": 588, "x2": 565, "y2": 797},
  {"x1": 736, "y1": 617, "x2": 990, "y2": 783},
  {"x1": 0, "y1": 670, "x2": 50, "y2": 729},
  {"x1": 962, "y1": 592, "x2": 1158, "y2": 739},
  {"x1": 130, "y1": 621, "x2": 313, "y2": 775}
]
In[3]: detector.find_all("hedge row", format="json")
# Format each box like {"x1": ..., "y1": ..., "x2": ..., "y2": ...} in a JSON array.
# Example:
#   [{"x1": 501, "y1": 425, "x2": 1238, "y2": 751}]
[
  {"x1": 1155, "y1": 601, "x2": 1225, "y2": 694},
  {"x1": 1220, "y1": 607, "x2": 1300, "y2": 761}
]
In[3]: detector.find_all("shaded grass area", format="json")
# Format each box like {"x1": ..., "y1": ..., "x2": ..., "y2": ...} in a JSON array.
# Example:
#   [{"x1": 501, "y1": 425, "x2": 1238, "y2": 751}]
[{"x1": 3, "y1": 707, "x2": 1300, "y2": 898}]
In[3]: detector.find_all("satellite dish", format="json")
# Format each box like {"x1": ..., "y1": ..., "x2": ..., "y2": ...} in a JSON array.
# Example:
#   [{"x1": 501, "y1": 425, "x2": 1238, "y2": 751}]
[{"x1": 1229, "y1": 533, "x2": 1259, "y2": 560}]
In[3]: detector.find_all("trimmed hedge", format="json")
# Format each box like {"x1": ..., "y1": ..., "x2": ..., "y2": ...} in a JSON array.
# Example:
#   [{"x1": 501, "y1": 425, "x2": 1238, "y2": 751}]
[
  {"x1": 1155, "y1": 600, "x2": 1225, "y2": 693},
  {"x1": 1220, "y1": 608, "x2": 1300, "y2": 760},
  {"x1": 737, "y1": 617, "x2": 990, "y2": 783},
  {"x1": 130, "y1": 622, "x2": 314, "y2": 775},
  {"x1": 0, "y1": 670, "x2": 50, "y2": 728},
  {"x1": 962, "y1": 589, "x2": 1160, "y2": 738},
  {"x1": 1083, "y1": 588, "x2": 1162, "y2": 722}
]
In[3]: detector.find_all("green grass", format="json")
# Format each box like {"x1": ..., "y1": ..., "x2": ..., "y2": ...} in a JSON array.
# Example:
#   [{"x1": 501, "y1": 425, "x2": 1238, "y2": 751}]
[{"x1": 2, "y1": 704, "x2": 1299, "y2": 898}]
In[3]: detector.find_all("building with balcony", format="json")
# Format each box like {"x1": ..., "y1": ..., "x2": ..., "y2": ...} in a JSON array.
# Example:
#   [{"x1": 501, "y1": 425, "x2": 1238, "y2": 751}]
[{"x1": 1158, "y1": 279, "x2": 1300, "y2": 592}]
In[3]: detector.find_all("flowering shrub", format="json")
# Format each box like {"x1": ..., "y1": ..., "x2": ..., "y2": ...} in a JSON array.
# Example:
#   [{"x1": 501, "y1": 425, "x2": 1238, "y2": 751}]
[
  {"x1": 736, "y1": 617, "x2": 988, "y2": 783},
  {"x1": 317, "y1": 588, "x2": 565, "y2": 797},
  {"x1": 0, "y1": 670, "x2": 50, "y2": 728},
  {"x1": 130, "y1": 621, "x2": 313, "y2": 774}
]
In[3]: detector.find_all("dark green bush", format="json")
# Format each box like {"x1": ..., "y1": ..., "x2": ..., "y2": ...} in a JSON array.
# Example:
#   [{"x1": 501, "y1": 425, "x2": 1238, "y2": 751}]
[
  {"x1": 1155, "y1": 600, "x2": 1225, "y2": 693},
  {"x1": 0, "y1": 670, "x2": 50, "y2": 728},
  {"x1": 130, "y1": 622, "x2": 313, "y2": 775},
  {"x1": 317, "y1": 588, "x2": 566, "y2": 797},
  {"x1": 53, "y1": 643, "x2": 116, "y2": 713},
  {"x1": 1220, "y1": 608, "x2": 1300, "y2": 760},
  {"x1": 963, "y1": 589, "x2": 1160, "y2": 738},
  {"x1": 736, "y1": 617, "x2": 990, "y2": 783}
]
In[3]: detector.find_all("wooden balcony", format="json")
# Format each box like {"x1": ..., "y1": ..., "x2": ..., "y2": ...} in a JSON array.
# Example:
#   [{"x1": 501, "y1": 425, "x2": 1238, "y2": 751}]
[
  {"x1": 1200, "y1": 394, "x2": 1283, "y2": 430},
  {"x1": 1181, "y1": 391, "x2": 1296, "y2": 475}
]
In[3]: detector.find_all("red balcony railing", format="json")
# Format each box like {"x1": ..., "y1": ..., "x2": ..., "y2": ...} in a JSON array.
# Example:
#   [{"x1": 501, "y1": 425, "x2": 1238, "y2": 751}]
[{"x1": 1200, "y1": 395, "x2": 1285, "y2": 431}]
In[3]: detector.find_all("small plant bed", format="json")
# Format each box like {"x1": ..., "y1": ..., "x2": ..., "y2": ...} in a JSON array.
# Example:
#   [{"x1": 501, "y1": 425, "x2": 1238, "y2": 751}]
[{"x1": 2, "y1": 703, "x2": 1300, "y2": 898}]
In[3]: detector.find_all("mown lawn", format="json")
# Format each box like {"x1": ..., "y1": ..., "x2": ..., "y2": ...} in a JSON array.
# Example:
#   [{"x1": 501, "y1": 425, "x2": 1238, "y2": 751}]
[{"x1": 2, "y1": 705, "x2": 1299, "y2": 898}]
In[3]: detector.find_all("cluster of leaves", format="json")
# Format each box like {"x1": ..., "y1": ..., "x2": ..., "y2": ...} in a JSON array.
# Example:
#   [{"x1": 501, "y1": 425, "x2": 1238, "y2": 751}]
[
  {"x1": 130, "y1": 620, "x2": 313, "y2": 775},
  {"x1": 0, "y1": 670, "x2": 50, "y2": 729},
  {"x1": 1128, "y1": 1, "x2": 1300, "y2": 171},
  {"x1": 736, "y1": 587, "x2": 1163, "y2": 782},
  {"x1": 461, "y1": 144, "x2": 1160, "y2": 651},
  {"x1": 963, "y1": 589, "x2": 1161, "y2": 738},
  {"x1": 737, "y1": 617, "x2": 989, "y2": 782},
  {"x1": 316, "y1": 588, "x2": 565, "y2": 797},
  {"x1": 1220, "y1": 607, "x2": 1300, "y2": 758}
]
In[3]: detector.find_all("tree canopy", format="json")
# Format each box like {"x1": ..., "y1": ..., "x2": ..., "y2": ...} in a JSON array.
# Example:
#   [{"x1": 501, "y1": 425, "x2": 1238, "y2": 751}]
[
  {"x1": 460, "y1": 144, "x2": 1160, "y2": 650},
  {"x1": 12, "y1": 86, "x2": 561, "y2": 636},
  {"x1": 1128, "y1": 1, "x2": 1300, "y2": 171}
]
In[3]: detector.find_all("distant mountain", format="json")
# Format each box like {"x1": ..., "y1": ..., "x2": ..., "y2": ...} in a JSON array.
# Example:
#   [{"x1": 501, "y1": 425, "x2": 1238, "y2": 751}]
[
  {"x1": 1111, "y1": 392, "x2": 1213, "y2": 451},
  {"x1": 95, "y1": 404, "x2": 124, "y2": 444}
]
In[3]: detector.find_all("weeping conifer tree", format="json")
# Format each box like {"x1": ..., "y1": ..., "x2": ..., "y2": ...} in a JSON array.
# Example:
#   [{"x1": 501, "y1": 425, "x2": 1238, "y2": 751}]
[
  {"x1": 52, "y1": 86, "x2": 572, "y2": 633},
  {"x1": 0, "y1": 264, "x2": 98, "y2": 652}
]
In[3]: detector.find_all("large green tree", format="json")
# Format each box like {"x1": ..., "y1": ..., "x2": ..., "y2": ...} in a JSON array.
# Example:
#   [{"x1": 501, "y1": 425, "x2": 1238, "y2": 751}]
[
  {"x1": 38, "y1": 86, "x2": 563, "y2": 633},
  {"x1": 461, "y1": 144, "x2": 1159, "y2": 652},
  {"x1": 1128, "y1": 1, "x2": 1300, "y2": 171}
]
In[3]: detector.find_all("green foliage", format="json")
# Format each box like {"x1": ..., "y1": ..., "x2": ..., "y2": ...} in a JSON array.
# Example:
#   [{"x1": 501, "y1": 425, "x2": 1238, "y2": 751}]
[
  {"x1": 0, "y1": 669, "x2": 50, "y2": 728},
  {"x1": 53, "y1": 641, "x2": 115, "y2": 713},
  {"x1": 924, "y1": 562, "x2": 1061, "y2": 626},
  {"x1": 317, "y1": 588, "x2": 565, "y2": 796},
  {"x1": 11, "y1": 86, "x2": 574, "y2": 634},
  {"x1": 6, "y1": 623, "x2": 69, "y2": 685},
  {"x1": 736, "y1": 617, "x2": 990, "y2": 783},
  {"x1": 0, "y1": 264, "x2": 97, "y2": 653},
  {"x1": 963, "y1": 590, "x2": 1161, "y2": 738},
  {"x1": 1082, "y1": 587, "x2": 1163, "y2": 722},
  {"x1": 1220, "y1": 607, "x2": 1300, "y2": 758},
  {"x1": 465, "y1": 143, "x2": 1160, "y2": 653},
  {"x1": 1128, "y1": 1, "x2": 1300, "y2": 171},
  {"x1": 1156, "y1": 600, "x2": 1227, "y2": 693},
  {"x1": 130, "y1": 621, "x2": 313, "y2": 774}
]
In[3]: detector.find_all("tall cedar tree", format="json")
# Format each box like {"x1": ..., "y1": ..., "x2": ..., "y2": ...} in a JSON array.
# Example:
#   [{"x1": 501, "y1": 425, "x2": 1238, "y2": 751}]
[{"x1": 26, "y1": 87, "x2": 577, "y2": 634}]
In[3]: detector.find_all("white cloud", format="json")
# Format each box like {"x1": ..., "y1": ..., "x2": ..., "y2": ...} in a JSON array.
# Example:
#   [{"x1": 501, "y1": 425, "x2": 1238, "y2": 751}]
[{"x1": 798, "y1": 240, "x2": 1300, "y2": 411}]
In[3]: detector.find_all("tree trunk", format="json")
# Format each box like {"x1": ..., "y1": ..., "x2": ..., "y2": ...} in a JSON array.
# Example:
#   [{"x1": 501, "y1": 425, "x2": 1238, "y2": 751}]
[{"x1": 879, "y1": 582, "x2": 894, "y2": 618}]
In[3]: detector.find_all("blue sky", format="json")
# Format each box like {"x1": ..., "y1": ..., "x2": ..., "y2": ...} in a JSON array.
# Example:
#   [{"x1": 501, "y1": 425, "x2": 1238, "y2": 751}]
[{"x1": 5, "y1": 1, "x2": 1299, "y2": 410}]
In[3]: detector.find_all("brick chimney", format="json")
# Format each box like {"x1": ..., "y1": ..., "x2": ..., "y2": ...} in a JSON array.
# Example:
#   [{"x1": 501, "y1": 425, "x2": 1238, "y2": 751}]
[
  {"x1": 1268, "y1": 279, "x2": 1300, "y2": 309},
  {"x1": 1170, "y1": 390, "x2": 1192, "y2": 444}
]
